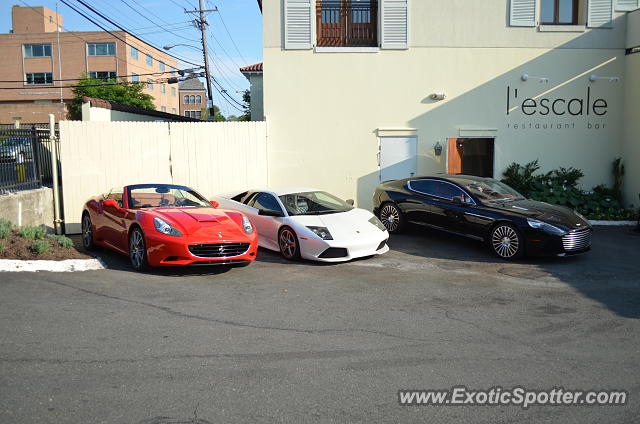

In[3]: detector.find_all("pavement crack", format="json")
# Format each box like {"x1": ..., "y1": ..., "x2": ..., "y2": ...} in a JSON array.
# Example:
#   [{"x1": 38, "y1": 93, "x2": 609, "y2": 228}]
[{"x1": 41, "y1": 279, "x2": 428, "y2": 343}]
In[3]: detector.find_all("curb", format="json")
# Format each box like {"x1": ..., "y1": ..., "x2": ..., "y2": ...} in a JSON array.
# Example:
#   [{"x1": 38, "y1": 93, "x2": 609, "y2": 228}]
[
  {"x1": 589, "y1": 220, "x2": 637, "y2": 226},
  {"x1": 0, "y1": 258, "x2": 106, "y2": 273}
]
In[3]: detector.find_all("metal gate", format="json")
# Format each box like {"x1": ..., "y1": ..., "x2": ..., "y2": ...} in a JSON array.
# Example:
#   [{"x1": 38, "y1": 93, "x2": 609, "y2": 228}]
[{"x1": 0, "y1": 125, "x2": 60, "y2": 194}]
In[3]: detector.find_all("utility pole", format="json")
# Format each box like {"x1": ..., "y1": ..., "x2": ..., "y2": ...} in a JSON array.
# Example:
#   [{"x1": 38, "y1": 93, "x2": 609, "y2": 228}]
[{"x1": 185, "y1": 1, "x2": 217, "y2": 119}]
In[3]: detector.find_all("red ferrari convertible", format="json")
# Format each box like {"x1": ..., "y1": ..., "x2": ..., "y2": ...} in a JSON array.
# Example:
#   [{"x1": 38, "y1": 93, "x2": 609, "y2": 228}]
[{"x1": 81, "y1": 183, "x2": 258, "y2": 271}]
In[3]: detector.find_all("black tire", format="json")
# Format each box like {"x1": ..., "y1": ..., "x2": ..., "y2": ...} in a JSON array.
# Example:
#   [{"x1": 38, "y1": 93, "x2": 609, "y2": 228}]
[
  {"x1": 377, "y1": 202, "x2": 405, "y2": 234},
  {"x1": 81, "y1": 212, "x2": 97, "y2": 251},
  {"x1": 129, "y1": 227, "x2": 150, "y2": 272},
  {"x1": 278, "y1": 226, "x2": 301, "y2": 261},
  {"x1": 489, "y1": 223, "x2": 524, "y2": 260}
]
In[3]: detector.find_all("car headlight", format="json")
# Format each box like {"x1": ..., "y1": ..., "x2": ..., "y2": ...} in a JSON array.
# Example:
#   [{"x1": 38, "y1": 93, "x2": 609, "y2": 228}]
[
  {"x1": 153, "y1": 217, "x2": 182, "y2": 236},
  {"x1": 242, "y1": 216, "x2": 253, "y2": 234},
  {"x1": 527, "y1": 218, "x2": 566, "y2": 236},
  {"x1": 307, "y1": 226, "x2": 333, "y2": 240},
  {"x1": 368, "y1": 216, "x2": 387, "y2": 232}
]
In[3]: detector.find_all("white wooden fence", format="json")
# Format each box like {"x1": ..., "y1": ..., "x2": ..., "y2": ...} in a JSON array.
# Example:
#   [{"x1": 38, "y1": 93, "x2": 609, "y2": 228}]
[{"x1": 59, "y1": 121, "x2": 268, "y2": 233}]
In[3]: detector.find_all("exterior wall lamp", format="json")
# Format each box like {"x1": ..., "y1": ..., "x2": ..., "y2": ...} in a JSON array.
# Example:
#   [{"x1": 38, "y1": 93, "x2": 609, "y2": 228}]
[
  {"x1": 589, "y1": 74, "x2": 620, "y2": 82},
  {"x1": 521, "y1": 74, "x2": 549, "y2": 83},
  {"x1": 434, "y1": 142, "x2": 443, "y2": 156},
  {"x1": 430, "y1": 93, "x2": 447, "y2": 101}
]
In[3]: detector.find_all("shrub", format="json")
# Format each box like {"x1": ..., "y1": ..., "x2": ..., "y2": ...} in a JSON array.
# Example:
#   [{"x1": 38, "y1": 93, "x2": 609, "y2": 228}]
[
  {"x1": 0, "y1": 218, "x2": 11, "y2": 239},
  {"x1": 0, "y1": 242, "x2": 5, "y2": 253},
  {"x1": 18, "y1": 226, "x2": 47, "y2": 240},
  {"x1": 45, "y1": 234, "x2": 74, "y2": 249},
  {"x1": 502, "y1": 160, "x2": 638, "y2": 221},
  {"x1": 30, "y1": 240, "x2": 49, "y2": 255}
]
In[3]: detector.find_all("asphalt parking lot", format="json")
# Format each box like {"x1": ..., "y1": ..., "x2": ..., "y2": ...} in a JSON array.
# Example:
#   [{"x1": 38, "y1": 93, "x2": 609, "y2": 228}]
[{"x1": 1, "y1": 225, "x2": 639, "y2": 423}]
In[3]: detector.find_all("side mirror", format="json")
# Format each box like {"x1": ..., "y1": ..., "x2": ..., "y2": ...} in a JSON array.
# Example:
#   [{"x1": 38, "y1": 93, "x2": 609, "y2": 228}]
[
  {"x1": 103, "y1": 199, "x2": 120, "y2": 209},
  {"x1": 346, "y1": 199, "x2": 355, "y2": 206},
  {"x1": 210, "y1": 200, "x2": 219, "y2": 208},
  {"x1": 258, "y1": 209, "x2": 284, "y2": 217}
]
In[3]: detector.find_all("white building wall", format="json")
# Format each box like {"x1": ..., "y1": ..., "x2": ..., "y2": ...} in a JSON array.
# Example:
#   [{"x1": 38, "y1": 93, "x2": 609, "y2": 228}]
[{"x1": 263, "y1": 0, "x2": 633, "y2": 209}]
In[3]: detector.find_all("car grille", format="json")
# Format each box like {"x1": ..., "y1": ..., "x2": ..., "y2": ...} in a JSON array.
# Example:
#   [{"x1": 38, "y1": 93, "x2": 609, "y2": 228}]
[
  {"x1": 562, "y1": 228, "x2": 592, "y2": 252},
  {"x1": 188, "y1": 242, "x2": 250, "y2": 258}
]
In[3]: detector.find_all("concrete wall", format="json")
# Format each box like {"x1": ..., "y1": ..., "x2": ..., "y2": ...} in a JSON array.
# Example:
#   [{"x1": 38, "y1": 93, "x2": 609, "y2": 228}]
[
  {"x1": 264, "y1": 0, "x2": 631, "y2": 209},
  {"x1": 622, "y1": 9, "x2": 640, "y2": 207},
  {"x1": 0, "y1": 187, "x2": 53, "y2": 229}
]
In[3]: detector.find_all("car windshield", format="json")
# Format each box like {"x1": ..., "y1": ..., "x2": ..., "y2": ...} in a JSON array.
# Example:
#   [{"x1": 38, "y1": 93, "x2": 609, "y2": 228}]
[
  {"x1": 278, "y1": 191, "x2": 353, "y2": 216},
  {"x1": 128, "y1": 184, "x2": 211, "y2": 209},
  {"x1": 456, "y1": 179, "x2": 525, "y2": 203}
]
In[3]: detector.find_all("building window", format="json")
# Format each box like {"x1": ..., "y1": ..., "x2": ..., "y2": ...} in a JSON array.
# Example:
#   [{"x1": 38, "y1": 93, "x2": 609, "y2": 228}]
[
  {"x1": 147, "y1": 79, "x2": 154, "y2": 90},
  {"x1": 132, "y1": 73, "x2": 139, "y2": 83},
  {"x1": 172, "y1": 108, "x2": 176, "y2": 114},
  {"x1": 161, "y1": 106, "x2": 167, "y2": 112},
  {"x1": 23, "y1": 44, "x2": 52, "y2": 58},
  {"x1": 160, "y1": 84, "x2": 166, "y2": 94},
  {"x1": 184, "y1": 110, "x2": 202, "y2": 119},
  {"x1": 171, "y1": 87, "x2": 176, "y2": 96},
  {"x1": 183, "y1": 94, "x2": 190, "y2": 104},
  {"x1": 540, "y1": 0, "x2": 579, "y2": 25},
  {"x1": 146, "y1": 54, "x2": 153, "y2": 66},
  {"x1": 89, "y1": 71, "x2": 117, "y2": 80},
  {"x1": 316, "y1": 0, "x2": 378, "y2": 47},
  {"x1": 195, "y1": 95, "x2": 201, "y2": 104},
  {"x1": 87, "y1": 42, "x2": 116, "y2": 56},
  {"x1": 25, "y1": 72, "x2": 53, "y2": 85},
  {"x1": 159, "y1": 61, "x2": 165, "y2": 72},
  {"x1": 131, "y1": 46, "x2": 138, "y2": 59},
  {"x1": 190, "y1": 95, "x2": 196, "y2": 104}
]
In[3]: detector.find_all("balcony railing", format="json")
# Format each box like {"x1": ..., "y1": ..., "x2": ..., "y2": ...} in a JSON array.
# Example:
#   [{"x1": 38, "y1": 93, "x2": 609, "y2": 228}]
[{"x1": 316, "y1": 0, "x2": 378, "y2": 47}]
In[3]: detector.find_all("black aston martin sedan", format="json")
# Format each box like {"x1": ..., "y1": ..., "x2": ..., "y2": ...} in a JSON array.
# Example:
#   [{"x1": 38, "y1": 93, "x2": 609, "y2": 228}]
[{"x1": 373, "y1": 175, "x2": 592, "y2": 259}]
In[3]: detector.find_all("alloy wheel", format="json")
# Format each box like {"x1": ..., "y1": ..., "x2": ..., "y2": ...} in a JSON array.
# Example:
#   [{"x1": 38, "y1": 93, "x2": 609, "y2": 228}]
[
  {"x1": 491, "y1": 225, "x2": 520, "y2": 259},
  {"x1": 130, "y1": 229, "x2": 145, "y2": 269},
  {"x1": 82, "y1": 214, "x2": 93, "y2": 248},
  {"x1": 279, "y1": 228, "x2": 297, "y2": 259},
  {"x1": 379, "y1": 204, "x2": 401, "y2": 232}
]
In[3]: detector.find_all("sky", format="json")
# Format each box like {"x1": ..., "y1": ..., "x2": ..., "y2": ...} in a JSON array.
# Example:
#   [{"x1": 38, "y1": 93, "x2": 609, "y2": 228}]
[{"x1": 0, "y1": 0, "x2": 263, "y2": 117}]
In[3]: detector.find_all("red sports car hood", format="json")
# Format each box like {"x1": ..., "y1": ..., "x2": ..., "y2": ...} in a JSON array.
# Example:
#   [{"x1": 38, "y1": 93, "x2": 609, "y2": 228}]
[{"x1": 149, "y1": 207, "x2": 246, "y2": 238}]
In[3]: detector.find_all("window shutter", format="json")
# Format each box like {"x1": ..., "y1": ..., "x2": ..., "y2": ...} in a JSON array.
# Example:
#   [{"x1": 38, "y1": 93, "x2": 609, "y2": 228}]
[
  {"x1": 284, "y1": 0, "x2": 313, "y2": 49},
  {"x1": 615, "y1": 0, "x2": 639, "y2": 11},
  {"x1": 510, "y1": 0, "x2": 536, "y2": 27},
  {"x1": 588, "y1": 0, "x2": 614, "y2": 27},
  {"x1": 381, "y1": 0, "x2": 408, "y2": 49}
]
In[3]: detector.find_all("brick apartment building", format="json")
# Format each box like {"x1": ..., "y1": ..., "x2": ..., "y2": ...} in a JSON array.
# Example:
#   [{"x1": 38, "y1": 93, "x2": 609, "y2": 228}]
[
  {"x1": 0, "y1": 5, "x2": 181, "y2": 124},
  {"x1": 178, "y1": 77, "x2": 207, "y2": 119}
]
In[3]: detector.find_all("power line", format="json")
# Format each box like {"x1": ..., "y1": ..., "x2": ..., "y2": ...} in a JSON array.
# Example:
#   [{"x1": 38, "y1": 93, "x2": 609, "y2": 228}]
[
  {"x1": 15, "y1": 0, "x2": 201, "y2": 76},
  {"x1": 214, "y1": 7, "x2": 248, "y2": 64},
  {"x1": 119, "y1": 0, "x2": 200, "y2": 43},
  {"x1": 0, "y1": 68, "x2": 199, "y2": 83},
  {"x1": 62, "y1": 0, "x2": 201, "y2": 66}
]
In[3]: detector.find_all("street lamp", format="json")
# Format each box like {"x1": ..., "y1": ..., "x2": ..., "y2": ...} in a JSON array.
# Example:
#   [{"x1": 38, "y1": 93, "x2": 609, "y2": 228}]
[{"x1": 163, "y1": 44, "x2": 201, "y2": 52}]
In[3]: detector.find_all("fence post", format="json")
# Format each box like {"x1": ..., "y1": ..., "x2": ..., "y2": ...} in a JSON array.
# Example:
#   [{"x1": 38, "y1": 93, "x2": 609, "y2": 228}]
[
  {"x1": 30, "y1": 125, "x2": 42, "y2": 187},
  {"x1": 49, "y1": 114, "x2": 61, "y2": 235}
]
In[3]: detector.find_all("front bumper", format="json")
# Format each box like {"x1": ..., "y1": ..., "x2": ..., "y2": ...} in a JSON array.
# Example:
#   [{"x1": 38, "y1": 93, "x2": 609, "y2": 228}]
[
  {"x1": 144, "y1": 232, "x2": 259, "y2": 267},
  {"x1": 524, "y1": 227, "x2": 592, "y2": 257},
  {"x1": 299, "y1": 232, "x2": 390, "y2": 262}
]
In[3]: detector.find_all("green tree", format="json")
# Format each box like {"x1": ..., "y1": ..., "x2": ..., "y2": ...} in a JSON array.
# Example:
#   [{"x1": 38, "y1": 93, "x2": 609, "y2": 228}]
[{"x1": 69, "y1": 73, "x2": 155, "y2": 119}]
